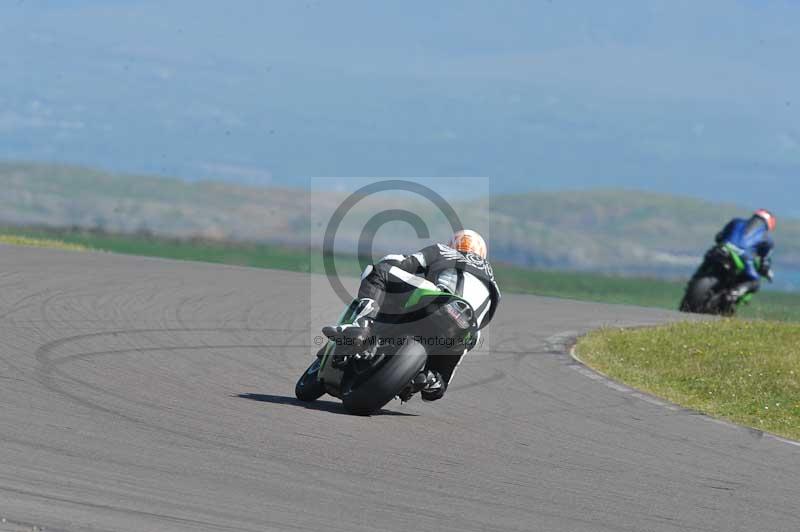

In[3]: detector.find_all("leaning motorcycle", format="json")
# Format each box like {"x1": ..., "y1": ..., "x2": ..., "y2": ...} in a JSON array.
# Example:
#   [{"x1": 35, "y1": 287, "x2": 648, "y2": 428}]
[
  {"x1": 680, "y1": 243, "x2": 762, "y2": 316},
  {"x1": 295, "y1": 281, "x2": 478, "y2": 415}
]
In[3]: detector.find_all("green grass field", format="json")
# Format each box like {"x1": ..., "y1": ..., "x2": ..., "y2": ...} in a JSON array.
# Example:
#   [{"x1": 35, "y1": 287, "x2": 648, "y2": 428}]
[
  {"x1": 3, "y1": 225, "x2": 800, "y2": 321},
  {"x1": 577, "y1": 321, "x2": 800, "y2": 441},
  {"x1": 499, "y1": 266, "x2": 800, "y2": 321}
]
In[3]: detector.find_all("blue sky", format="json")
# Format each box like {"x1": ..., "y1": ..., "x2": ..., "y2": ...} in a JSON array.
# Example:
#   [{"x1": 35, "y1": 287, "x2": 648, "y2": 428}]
[{"x1": 2, "y1": 0, "x2": 799, "y2": 213}]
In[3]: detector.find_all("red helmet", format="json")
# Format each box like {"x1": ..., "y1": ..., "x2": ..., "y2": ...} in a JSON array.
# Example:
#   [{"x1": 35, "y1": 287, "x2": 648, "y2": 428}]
[
  {"x1": 753, "y1": 209, "x2": 776, "y2": 231},
  {"x1": 448, "y1": 229, "x2": 488, "y2": 259}
]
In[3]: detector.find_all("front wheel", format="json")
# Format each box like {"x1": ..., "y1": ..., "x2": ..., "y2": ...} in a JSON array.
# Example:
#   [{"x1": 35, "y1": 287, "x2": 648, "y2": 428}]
[
  {"x1": 341, "y1": 338, "x2": 427, "y2": 416},
  {"x1": 295, "y1": 358, "x2": 326, "y2": 402}
]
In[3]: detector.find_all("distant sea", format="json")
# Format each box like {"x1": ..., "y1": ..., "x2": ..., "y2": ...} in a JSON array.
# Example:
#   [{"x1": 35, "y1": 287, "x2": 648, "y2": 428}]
[{"x1": 773, "y1": 269, "x2": 800, "y2": 292}]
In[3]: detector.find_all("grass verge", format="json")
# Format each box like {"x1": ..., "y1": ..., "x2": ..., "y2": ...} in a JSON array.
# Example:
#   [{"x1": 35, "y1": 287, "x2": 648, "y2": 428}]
[
  {"x1": 577, "y1": 320, "x2": 800, "y2": 441},
  {"x1": 0, "y1": 234, "x2": 89, "y2": 252},
  {"x1": 2, "y1": 225, "x2": 800, "y2": 321}
]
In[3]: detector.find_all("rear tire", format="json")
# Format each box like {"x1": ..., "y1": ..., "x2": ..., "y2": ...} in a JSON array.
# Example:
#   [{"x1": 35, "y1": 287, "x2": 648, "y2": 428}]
[
  {"x1": 681, "y1": 276, "x2": 726, "y2": 315},
  {"x1": 341, "y1": 338, "x2": 427, "y2": 416},
  {"x1": 295, "y1": 358, "x2": 326, "y2": 402}
]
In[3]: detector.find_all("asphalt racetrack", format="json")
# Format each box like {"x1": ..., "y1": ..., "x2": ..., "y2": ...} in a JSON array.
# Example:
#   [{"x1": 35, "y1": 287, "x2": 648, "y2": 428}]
[{"x1": 0, "y1": 246, "x2": 798, "y2": 532}]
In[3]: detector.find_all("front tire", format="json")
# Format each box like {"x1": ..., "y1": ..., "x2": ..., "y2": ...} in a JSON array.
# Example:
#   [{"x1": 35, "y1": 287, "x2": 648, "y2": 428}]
[
  {"x1": 341, "y1": 338, "x2": 427, "y2": 416},
  {"x1": 295, "y1": 358, "x2": 326, "y2": 402}
]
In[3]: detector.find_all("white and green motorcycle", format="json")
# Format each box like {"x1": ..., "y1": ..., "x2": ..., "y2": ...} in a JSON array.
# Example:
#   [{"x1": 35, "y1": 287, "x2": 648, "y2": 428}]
[{"x1": 295, "y1": 283, "x2": 478, "y2": 415}]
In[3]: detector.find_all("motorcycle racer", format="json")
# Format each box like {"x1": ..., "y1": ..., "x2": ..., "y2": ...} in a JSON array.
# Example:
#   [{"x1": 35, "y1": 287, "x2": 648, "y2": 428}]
[
  {"x1": 714, "y1": 209, "x2": 776, "y2": 299},
  {"x1": 322, "y1": 229, "x2": 500, "y2": 403}
]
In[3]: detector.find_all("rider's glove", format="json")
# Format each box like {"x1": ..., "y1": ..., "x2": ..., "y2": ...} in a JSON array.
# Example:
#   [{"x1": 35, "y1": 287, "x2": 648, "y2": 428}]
[{"x1": 764, "y1": 268, "x2": 774, "y2": 283}]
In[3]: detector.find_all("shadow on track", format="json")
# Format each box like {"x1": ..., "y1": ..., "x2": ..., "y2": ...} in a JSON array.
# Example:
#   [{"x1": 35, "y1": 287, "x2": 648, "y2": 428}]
[{"x1": 235, "y1": 393, "x2": 419, "y2": 417}]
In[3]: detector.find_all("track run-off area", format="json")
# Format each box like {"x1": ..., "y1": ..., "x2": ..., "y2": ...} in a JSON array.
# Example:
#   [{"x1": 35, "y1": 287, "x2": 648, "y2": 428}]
[{"x1": 0, "y1": 246, "x2": 798, "y2": 532}]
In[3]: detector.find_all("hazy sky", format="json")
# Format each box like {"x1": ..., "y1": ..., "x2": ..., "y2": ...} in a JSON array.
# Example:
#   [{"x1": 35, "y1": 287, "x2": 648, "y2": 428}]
[{"x1": 2, "y1": 1, "x2": 799, "y2": 213}]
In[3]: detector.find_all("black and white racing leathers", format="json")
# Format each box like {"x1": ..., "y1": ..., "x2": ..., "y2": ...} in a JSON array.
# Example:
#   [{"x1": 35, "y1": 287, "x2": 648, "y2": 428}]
[{"x1": 354, "y1": 243, "x2": 501, "y2": 399}]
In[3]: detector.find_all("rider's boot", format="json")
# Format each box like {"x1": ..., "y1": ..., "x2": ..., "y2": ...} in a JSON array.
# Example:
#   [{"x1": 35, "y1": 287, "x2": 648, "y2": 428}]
[
  {"x1": 727, "y1": 279, "x2": 759, "y2": 304},
  {"x1": 322, "y1": 298, "x2": 378, "y2": 357}
]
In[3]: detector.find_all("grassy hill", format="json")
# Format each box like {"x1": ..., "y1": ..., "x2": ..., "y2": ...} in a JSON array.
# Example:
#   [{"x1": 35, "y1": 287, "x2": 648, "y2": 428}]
[
  {"x1": 0, "y1": 161, "x2": 312, "y2": 242},
  {"x1": 485, "y1": 190, "x2": 800, "y2": 275},
  {"x1": 3, "y1": 161, "x2": 799, "y2": 284}
]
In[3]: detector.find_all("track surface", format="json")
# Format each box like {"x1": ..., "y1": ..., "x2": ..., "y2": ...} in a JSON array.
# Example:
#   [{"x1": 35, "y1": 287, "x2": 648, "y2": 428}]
[{"x1": 0, "y1": 246, "x2": 798, "y2": 532}]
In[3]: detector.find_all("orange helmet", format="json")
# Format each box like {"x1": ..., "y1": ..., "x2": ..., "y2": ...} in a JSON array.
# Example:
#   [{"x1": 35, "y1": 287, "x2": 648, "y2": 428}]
[
  {"x1": 753, "y1": 209, "x2": 776, "y2": 231},
  {"x1": 448, "y1": 229, "x2": 487, "y2": 259}
]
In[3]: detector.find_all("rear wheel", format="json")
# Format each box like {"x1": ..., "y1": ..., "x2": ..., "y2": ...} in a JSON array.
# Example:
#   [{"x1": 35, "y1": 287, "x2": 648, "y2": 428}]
[
  {"x1": 341, "y1": 338, "x2": 427, "y2": 416},
  {"x1": 295, "y1": 358, "x2": 326, "y2": 402},
  {"x1": 681, "y1": 276, "x2": 730, "y2": 315}
]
